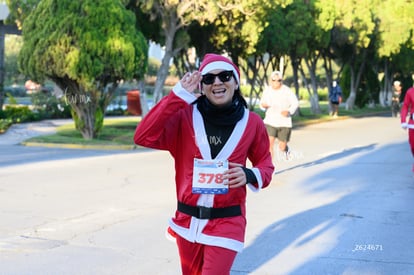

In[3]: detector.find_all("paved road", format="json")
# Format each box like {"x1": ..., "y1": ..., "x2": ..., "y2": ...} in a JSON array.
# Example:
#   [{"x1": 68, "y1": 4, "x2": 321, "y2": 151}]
[{"x1": 0, "y1": 115, "x2": 413, "y2": 275}]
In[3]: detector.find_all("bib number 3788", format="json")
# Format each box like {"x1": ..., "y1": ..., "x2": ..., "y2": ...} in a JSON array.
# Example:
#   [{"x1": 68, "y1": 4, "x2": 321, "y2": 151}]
[{"x1": 192, "y1": 159, "x2": 228, "y2": 194}]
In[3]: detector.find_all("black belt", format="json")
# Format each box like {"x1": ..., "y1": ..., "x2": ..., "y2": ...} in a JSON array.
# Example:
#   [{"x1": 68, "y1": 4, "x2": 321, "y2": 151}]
[{"x1": 177, "y1": 201, "x2": 241, "y2": 220}]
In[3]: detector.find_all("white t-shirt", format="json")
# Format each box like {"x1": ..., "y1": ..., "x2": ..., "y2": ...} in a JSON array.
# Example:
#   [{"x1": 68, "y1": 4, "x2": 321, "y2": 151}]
[{"x1": 260, "y1": 85, "x2": 299, "y2": 128}]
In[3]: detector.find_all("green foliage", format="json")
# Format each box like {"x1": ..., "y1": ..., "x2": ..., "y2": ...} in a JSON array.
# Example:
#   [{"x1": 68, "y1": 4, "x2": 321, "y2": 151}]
[
  {"x1": 5, "y1": 0, "x2": 39, "y2": 29},
  {"x1": 19, "y1": 0, "x2": 148, "y2": 87},
  {"x1": 30, "y1": 92, "x2": 72, "y2": 119},
  {"x1": 70, "y1": 105, "x2": 104, "y2": 138},
  {"x1": 0, "y1": 105, "x2": 38, "y2": 123},
  {"x1": 299, "y1": 88, "x2": 329, "y2": 102},
  {"x1": 94, "y1": 107, "x2": 104, "y2": 134},
  {"x1": 17, "y1": 0, "x2": 148, "y2": 139},
  {"x1": 5, "y1": 35, "x2": 24, "y2": 85},
  {"x1": 70, "y1": 108, "x2": 83, "y2": 132},
  {"x1": 6, "y1": 0, "x2": 414, "y2": 115},
  {"x1": 0, "y1": 118, "x2": 13, "y2": 133},
  {"x1": 359, "y1": 67, "x2": 381, "y2": 105},
  {"x1": 5, "y1": 93, "x2": 18, "y2": 105},
  {"x1": 376, "y1": 0, "x2": 414, "y2": 58},
  {"x1": 26, "y1": 118, "x2": 139, "y2": 146},
  {"x1": 340, "y1": 66, "x2": 351, "y2": 100},
  {"x1": 341, "y1": 64, "x2": 380, "y2": 108}
]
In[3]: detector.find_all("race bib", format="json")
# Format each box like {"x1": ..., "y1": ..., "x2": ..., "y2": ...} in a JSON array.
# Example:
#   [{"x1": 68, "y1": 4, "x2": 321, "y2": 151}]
[{"x1": 192, "y1": 158, "x2": 228, "y2": 194}]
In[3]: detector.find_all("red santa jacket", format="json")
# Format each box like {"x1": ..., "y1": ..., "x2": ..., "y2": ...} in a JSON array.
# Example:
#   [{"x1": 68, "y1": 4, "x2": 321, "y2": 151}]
[
  {"x1": 401, "y1": 87, "x2": 414, "y2": 129},
  {"x1": 134, "y1": 83, "x2": 274, "y2": 252}
]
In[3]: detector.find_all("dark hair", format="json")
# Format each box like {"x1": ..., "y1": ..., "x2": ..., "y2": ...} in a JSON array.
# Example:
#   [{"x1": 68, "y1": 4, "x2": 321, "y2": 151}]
[{"x1": 234, "y1": 88, "x2": 248, "y2": 108}]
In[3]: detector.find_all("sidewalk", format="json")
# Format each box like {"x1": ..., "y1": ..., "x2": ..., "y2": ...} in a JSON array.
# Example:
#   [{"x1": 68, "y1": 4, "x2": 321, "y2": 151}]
[
  {"x1": 0, "y1": 117, "x2": 140, "y2": 150},
  {"x1": 0, "y1": 119, "x2": 72, "y2": 145}
]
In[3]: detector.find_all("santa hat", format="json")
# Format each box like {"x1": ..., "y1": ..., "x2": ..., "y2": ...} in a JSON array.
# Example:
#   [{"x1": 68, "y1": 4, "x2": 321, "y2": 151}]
[{"x1": 199, "y1": 53, "x2": 240, "y2": 84}]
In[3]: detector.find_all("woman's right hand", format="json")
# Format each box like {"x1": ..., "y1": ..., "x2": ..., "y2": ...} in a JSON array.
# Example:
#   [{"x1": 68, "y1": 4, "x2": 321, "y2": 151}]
[{"x1": 180, "y1": 71, "x2": 202, "y2": 95}]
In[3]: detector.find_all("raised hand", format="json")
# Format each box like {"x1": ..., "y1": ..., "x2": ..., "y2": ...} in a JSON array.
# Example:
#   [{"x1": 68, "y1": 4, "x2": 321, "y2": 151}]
[{"x1": 180, "y1": 71, "x2": 202, "y2": 95}]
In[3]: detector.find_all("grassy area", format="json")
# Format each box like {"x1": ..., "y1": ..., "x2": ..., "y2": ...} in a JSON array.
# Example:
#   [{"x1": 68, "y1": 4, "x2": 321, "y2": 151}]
[
  {"x1": 26, "y1": 117, "x2": 141, "y2": 146},
  {"x1": 24, "y1": 102, "x2": 390, "y2": 148},
  {"x1": 293, "y1": 101, "x2": 390, "y2": 123}
]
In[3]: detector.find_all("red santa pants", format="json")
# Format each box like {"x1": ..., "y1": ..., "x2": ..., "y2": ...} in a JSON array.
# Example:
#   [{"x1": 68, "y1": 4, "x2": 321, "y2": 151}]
[
  {"x1": 176, "y1": 235, "x2": 237, "y2": 275},
  {"x1": 409, "y1": 129, "x2": 414, "y2": 157}
]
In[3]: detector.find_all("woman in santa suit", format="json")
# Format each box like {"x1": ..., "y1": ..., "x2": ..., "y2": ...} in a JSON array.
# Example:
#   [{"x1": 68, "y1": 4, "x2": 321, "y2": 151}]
[
  {"x1": 134, "y1": 53, "x2": 274, "y2": 274},
  {"x1": 401, "y1": 87, "x2": 414, "y2": 172}
]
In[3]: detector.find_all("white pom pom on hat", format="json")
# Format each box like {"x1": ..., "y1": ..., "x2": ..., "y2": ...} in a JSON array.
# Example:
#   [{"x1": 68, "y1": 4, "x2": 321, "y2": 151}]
[{"x1": 199, "y1": 53, "x2": 240, "y2": 84}]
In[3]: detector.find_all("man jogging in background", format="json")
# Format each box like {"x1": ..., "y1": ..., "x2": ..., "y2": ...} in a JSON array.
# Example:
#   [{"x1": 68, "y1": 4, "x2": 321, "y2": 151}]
[{"x1": 260, "y1": 71, "x2": 299, "y2": 162}]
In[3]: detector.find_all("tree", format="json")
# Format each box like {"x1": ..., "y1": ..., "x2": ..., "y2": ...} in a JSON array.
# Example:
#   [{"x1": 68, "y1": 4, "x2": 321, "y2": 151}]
[
  {"x1": 331, "y1": 0, "x2": 379, "y2": 110},
  {"x1": 196, "y1": 0, "x2": 264, "y2": 110},
  {"x1": 284, "y1": 0, "x2": 331, "y2": 115},
  {"x1": 246, "y1": 1, "x2": 288, "y2": 108},
  {"x1": 132, "y1": 0, "x2": 217, "y2": 104},
  {"x1": 0, "y1": 0, "x2": 31, "y2": 110},
  {"x1": 375, "y1": 0, "x2": 414, "y2": 104},
  {"x1": 5, "y1": 35, "x2": 23, "y2": 84},
  {"x1": 18, "y1": 0, "x2": 148, "y2": 139},
  {"x1": 5, "y1": 0, "x2": 39, "y2": 30}
]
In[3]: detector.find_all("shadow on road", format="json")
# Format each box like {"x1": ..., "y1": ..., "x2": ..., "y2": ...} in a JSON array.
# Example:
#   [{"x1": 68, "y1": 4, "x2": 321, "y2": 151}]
[
  {"x1": 274, "y1": 144, "x2": 377, "y2": 175},
  {"x1": 232, "y1": 141, "x2": 413, "y2": 274}
]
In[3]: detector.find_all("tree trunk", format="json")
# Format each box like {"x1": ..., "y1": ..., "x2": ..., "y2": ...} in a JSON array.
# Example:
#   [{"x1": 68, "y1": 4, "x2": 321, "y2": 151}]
[
  {"x1": 290, "y1": 56, "x2": 302, "y2": 116},
  {"x1": 346, "y1": 67, "x2": 357, "y2": 110},
  {"x1": 299, "y1": 65, "x2": 312, "y2": 99},
  {"x1": 290, "y1": 57, "x2": 300, "y2": 100},
  {"x1": 379, "y1": 60, "x2": 391, "y2": 107},
  {"x1": 304, "y1": 58, "x2": 322, "y2": 114},
  {"x1": 67, "y1": 92, "x2": 104, "y2": 139},
  {"x1": 152, "y1": 10, "x2": 180, "y2": 104},
  {"x1": 346, "y1": 57, "x2": 366, "y2": 110},
  {"x1": 322, "y1": 56, "x2": 334, "y2": 114},
  {"x1": 153, "y1": 49, "x2": 174, "y2": 103}
]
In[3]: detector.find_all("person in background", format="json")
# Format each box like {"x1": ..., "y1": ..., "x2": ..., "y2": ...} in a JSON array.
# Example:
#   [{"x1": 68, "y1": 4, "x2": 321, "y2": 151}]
[
  {"x1": 329, "y1": 80, "x2": 343, "y2": 117},
  {"x1": 134, "y1": 53, "x2": 274, "y2": 275},
  {"x1": 260, "y1": 71, "x2": 299, "y2": 161},
  {"x1": 400, "y1": 86, "x2": 414, "y2": 172},
  {"x1": 392, "y1": 80, "x2": 403, "y2": 117}
]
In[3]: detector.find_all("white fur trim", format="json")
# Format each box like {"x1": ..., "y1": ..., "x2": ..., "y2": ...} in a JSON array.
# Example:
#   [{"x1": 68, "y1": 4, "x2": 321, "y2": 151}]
[
  {"x1": 173, "y1": 81, "x2": 197, "y2": 104},
  {"x1": 168, "y1": 218, "x2": 244, "y2": 252}
]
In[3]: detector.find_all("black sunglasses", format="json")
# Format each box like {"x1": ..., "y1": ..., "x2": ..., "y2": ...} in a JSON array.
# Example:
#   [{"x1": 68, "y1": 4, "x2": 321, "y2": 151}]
[
  {"x1": 272, "y1": 79, "x2": 282, "y2": 82},
  {"x1": 201, "y1": 71, "x2": 234, "y2": 85}
]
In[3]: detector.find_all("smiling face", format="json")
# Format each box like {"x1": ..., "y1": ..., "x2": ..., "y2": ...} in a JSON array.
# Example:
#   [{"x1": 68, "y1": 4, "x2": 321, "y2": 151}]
[{"x1": 201, "y1": 69, "x2": 238, "y2": 107}]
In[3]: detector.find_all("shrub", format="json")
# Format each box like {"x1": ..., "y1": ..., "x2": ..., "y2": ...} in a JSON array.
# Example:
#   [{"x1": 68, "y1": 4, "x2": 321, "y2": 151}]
[
  {"x1": 0, "y1": 118, "x2": 13, "y2": 133},
  {"x1": 31, "y1": 91, "x2": 72, "y2": 119},
  {"x1": 2, "y1": 105, "x2": 39, "y2": 123}
]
